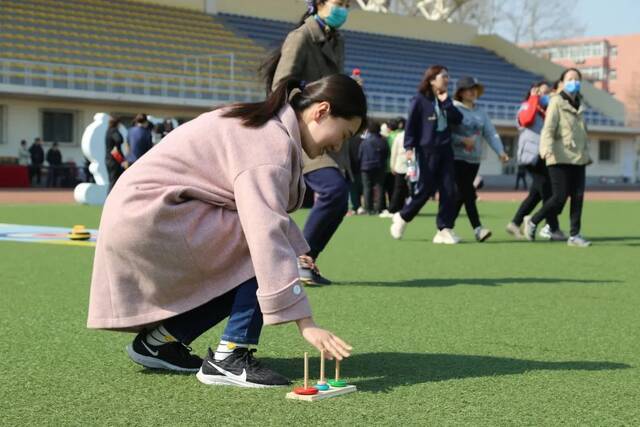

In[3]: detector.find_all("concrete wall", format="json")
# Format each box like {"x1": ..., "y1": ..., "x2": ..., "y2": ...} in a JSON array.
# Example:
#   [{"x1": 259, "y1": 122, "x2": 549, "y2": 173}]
[
  {"x1": 0, "y1": 97, "x2": 205, "y2": 164},
  {"x1": 2, "y1": 95, "x2": 635, "y2": 182},
  {"x1": 476, "y1": 126, "x2": 637, "y2": 181}
]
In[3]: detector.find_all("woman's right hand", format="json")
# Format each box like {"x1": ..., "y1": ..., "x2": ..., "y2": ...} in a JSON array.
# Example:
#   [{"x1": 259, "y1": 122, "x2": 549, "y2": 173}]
[
  {"x1": 296, "y1": 318, "x2": 352, "y2": 360},
  {"x1": 405, "y1": 150, "x2": 414, "y2": 161}
]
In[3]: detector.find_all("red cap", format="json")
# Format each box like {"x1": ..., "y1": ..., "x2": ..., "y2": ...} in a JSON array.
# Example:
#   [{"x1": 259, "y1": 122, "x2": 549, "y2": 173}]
[{"x1": 352, "y1": 68, "x2": 361, "y2": 76}]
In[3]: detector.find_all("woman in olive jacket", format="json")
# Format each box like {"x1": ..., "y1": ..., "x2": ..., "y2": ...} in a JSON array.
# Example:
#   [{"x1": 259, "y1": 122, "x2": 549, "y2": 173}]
[
  {"x1": 262, "y1": 0, "x2": 353, "y2": 284},
  {"x1": 524, "y1": 68, "x2": 592, "y2": 247}
]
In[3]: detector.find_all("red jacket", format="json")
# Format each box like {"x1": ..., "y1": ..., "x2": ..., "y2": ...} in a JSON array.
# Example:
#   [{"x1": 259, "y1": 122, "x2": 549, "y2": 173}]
[{"x1": 517, "y1": 95, "x2": 546, "y2": 128}]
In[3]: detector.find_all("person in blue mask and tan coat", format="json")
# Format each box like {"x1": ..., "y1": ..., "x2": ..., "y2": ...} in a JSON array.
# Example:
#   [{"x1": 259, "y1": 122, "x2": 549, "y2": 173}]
[{"x1": 524, "y1": 68, "x2": 592, "y2": 247}]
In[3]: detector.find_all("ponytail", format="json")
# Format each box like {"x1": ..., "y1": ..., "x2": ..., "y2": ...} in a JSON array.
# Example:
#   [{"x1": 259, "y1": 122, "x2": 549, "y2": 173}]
[
  {"x1": 222, "y1": 74, "x2": 368, "y2": 133},
  {"x1": 258, "y1": 0, "x2": 328, "y2": 94},
  {"x1": 221, "y1": 79, "x2": 302, "y2": 128}
]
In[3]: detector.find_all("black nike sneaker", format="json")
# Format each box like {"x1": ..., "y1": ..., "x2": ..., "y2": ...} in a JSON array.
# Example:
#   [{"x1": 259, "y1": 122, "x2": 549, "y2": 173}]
[
  {"x1": 298, "y1": 255, "x2": 332, "y2": 286},
  {"x1": 126, "y1": 331, "x2": 203, "y2": 373},
  {"x1": 196, "y1": 348, "x2": 291, "y2": 388}
]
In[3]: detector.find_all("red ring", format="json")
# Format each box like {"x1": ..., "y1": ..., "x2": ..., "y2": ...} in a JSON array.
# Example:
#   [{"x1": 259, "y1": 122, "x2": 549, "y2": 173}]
[{"x1": 293, "y1": 387, "x2": 319, "y2": 395}]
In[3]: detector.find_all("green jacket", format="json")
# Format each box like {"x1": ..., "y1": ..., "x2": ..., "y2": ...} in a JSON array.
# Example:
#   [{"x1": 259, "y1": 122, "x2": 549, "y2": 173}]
[
  {"x1": 272, "y1": 16, "x2": 348, "y2": 177},
  {"x1": 539, "y1": 93, "x2": 591, "y2": 166}
]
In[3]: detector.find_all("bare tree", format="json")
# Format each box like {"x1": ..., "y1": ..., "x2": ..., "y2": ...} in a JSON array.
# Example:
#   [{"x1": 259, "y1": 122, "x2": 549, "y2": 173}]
[
  {"x1": 355, "y1": 0, "x2": 585, "y2": 44},
  {"x1": 502, "y1": 0, "x2": 586, "y2": 44},
  {"x1": 450, "y1": 0, "x2": 509, "y2": 34},
  {"x1": 451, "y1": 0, "x2": 585, "y2": 44}
]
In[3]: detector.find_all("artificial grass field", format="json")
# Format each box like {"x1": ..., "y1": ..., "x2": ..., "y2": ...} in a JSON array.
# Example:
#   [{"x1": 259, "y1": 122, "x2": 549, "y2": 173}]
[{"x1": 1, "y1": 201, "x2": 639, "y2": 425}]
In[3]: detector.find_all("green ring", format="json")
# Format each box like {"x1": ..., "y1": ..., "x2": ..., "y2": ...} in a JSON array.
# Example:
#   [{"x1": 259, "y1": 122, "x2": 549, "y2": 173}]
[{"x1": 328, "y1": 379, "x2": 347, "y2": 388}]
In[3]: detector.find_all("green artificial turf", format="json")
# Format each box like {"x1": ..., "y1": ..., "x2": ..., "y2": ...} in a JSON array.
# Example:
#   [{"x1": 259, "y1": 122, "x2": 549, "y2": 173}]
[{"x1": 1, "y1": 201, "x2": 639, "y2": 425}]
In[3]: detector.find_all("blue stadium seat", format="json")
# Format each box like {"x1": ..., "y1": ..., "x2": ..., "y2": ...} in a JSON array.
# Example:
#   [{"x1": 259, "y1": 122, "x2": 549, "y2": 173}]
[{"x1": 220, "y1": 13, "x2": 622, "y2": 127}]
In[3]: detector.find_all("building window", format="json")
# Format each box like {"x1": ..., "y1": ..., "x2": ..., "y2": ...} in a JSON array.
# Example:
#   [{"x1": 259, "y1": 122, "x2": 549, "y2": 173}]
[
  {"x1": 599, "y1": 140, "x2": 614, "y2": 162},
  {"x1": 609, "y1": 69, "x2": 617, "y2": 80},
  {"x1": 42, "y1": 111, "x2": 75, "y2": 143},
  {"x1": 610, "y1": 46, "x2": 618, "y2": 57}
]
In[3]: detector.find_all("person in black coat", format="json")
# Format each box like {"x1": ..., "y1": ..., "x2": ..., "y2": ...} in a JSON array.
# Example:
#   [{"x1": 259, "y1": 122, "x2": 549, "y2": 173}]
[
  {"x1": 359, "y1": 122, "x2": 390, "y2": 214},
  {"x1": 46, "y1": 142, "x2": 63, "y2": 187},
  {"x1": 105, "y1": 117, "x2": 128, "y2": 192},
  {"x1": 347, "y1": 133, "x2": 364, "y2": 215},
  {"x1": 126, "y1": 113, "x2": 154, "y2": 164},
  {"x1": 28, "y1": 137, "x2": 45, "y2": 185}
]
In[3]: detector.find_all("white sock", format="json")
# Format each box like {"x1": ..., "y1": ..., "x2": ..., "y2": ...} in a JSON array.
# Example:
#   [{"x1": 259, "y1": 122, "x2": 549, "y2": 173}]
[
  {"x1": 214, "y1": 340, "x2": 250, "y2": 361},
  {"x1": 145, "y1": 325, "x2": 177, "y2": 346},
  {"x1": 474, "y1": 226, "x2": 482, "y2": 234}
]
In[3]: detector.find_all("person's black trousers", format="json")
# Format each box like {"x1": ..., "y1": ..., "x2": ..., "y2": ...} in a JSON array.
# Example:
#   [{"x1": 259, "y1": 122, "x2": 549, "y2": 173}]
[
  {"x1": 453, "y1": 160, "x2": 481, "y2": 229},
  {"x1": 512, "y1": 160, "x2": 559, "y2": 230},
  {"x1": 388, "y1": 173, "x2": 408, "y2": 213},
  {"x1": 29, "y1": 164, "x2": 42, "y2": 185},
  {"x1": 532, "y1": 164, "x2": 586, "y2": 236},
  {"x1": 362, "y1": 168, "x2": 386, "y2": 213}
]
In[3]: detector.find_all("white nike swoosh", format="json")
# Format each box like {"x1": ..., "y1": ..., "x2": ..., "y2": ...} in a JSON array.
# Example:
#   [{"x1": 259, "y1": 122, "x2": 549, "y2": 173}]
[
  {"x1": 208, "y1": 360, "x2": 247, "y2": 382},
  {"x1": 141, "y1": 340, "x2": 159, "y2": 356}
]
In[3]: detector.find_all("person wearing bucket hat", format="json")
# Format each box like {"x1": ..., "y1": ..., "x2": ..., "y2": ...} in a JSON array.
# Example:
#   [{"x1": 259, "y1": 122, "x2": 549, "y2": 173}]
[{"x1": 451, "y1": 76, "x2": 509, "y2": 242}]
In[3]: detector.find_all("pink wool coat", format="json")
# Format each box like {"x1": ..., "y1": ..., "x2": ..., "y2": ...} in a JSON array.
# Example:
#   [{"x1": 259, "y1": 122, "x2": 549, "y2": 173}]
[{"x1": 87, "y1": 105, "x2": 312, "y2": 330}]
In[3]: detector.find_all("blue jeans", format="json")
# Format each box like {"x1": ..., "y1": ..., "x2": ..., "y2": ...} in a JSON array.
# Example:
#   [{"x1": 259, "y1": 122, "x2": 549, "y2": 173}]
[
  {"x1": 303, "y1": 167, "x2": 350, "y2": 259},
  {"x1": 163, "y1": 277, "x2": 262, "y2": 345}
]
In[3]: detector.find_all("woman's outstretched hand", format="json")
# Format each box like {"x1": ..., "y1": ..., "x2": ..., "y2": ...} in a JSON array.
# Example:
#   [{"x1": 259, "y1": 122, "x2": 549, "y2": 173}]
[{"x1": 296, "y1": 317, "x2": 352, "y2": 360}]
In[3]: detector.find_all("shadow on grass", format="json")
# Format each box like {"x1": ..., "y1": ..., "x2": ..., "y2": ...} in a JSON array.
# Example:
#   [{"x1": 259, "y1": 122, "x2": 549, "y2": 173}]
[
  {"x1": 588, "y1": 236, "x2": 640, "y2": 243},
  {"x1": 263, "y1": 352, "x2": 630, "y2": 393},
  {"x1": 341, "y1": 277, "x2": 620, "y2": 288}
]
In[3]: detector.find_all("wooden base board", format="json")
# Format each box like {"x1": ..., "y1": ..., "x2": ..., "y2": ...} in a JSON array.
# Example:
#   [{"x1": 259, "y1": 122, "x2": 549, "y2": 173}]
[{"x1": 285, "y1": 385, "x2": 357, "y2": 401}]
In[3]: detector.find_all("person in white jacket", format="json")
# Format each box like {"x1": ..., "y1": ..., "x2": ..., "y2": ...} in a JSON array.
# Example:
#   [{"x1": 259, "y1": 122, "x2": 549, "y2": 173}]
[{"x1": 387, "y1": 129, "x2": 409, "y2": 214}]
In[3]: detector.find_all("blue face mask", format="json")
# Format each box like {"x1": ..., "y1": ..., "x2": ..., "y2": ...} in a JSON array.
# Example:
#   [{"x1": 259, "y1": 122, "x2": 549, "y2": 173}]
[
  {"x1": 324, "y1": 5, "x2": 348, "y2": 28},
  {"x1": 540, "y1": 94, "x2": 550, "y2": 107},
  {"x1": 564, "y1": 80, "x2": 581, "y2": 95}
]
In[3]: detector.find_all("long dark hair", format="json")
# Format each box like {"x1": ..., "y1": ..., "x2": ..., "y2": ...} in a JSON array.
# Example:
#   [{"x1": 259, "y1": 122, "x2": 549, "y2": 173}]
[
  {"x1": 222, "y1": 74, "x2": 367, "y2": 132},
  {"x1": 523, "y1": 80, "x2": 549, "y2": 101},
  {"x1": 259, "y1": 0, "x2": 329, "y2": 94},
  {"x1": 418, "y1": 65, "x2": 448, "y2": 98},
  {"x1": 560, "y1": 67, "x2": 583, "y2": 81}
]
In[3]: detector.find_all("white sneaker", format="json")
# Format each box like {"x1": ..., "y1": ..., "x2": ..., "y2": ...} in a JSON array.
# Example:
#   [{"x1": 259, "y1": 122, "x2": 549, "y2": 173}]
[
  {"x1": 433, "y1": 228, "x2": 460, "y2": 244},
  {"x1": 523, "y1": 215, "x2": 536, "y2": 241},
  {"x1": 474, "y1": 227, "x2": 492, "y2": 242},
  {"x1": 538, "y1": 224, "x2": 552, "y2": 240},
  {"x1": 568, "y1": 235, "x2": 592, "y2": 247},
  {"x1": 356, "y1": 207, "x2": 366, "y2": 215},
  {"x1": 390, "y1": 213, "x2": 407, "y2": 240},
  {"x1": 505, "y1": 222, "x2": 524, "y2": 239},
  {"x1": 379, "y1": 209, "x2": 394, "y2": 219}
]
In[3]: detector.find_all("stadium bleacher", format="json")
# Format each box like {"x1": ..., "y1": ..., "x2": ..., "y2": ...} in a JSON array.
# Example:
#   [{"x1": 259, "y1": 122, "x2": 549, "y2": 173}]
[
  {"x1": 0, "y1": 0, "x2": 265, "y2": 99},
  {"x1": 220, "y1": 14, "x2": 622, "y2": 126}
]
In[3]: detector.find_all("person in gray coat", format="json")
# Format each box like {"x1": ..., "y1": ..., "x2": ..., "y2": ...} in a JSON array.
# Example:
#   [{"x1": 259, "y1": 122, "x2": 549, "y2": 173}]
[
  {"x1": 261, "y1": 0, "x2": 353, "y2": 285},
  {"x1": 451, "y1": 77, "x2": 509, "y2": 242}
]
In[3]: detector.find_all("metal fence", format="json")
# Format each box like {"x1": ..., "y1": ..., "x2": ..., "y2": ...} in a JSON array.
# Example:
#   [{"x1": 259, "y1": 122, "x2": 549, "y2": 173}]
[
  {"x1": 0, "y1": 58, "x2": 262, "y2": 104},
  {"x1": 0, "y1": 58, "x2": 622, "y2": 127}
]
